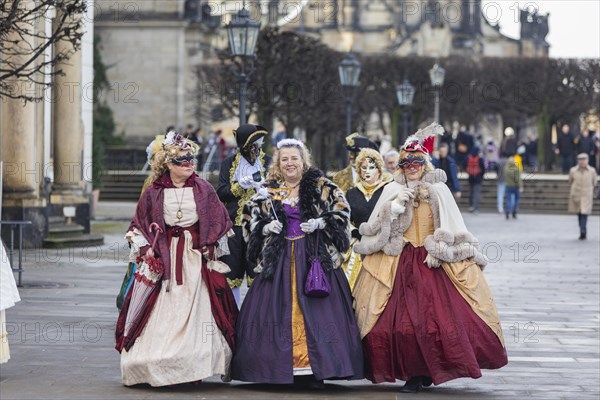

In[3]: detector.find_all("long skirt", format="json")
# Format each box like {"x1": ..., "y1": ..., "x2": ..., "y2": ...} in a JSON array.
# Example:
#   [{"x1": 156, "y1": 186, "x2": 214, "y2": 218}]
[
  {"x1": 0, "y1": 310, "x2": 9, "y2": 364},
  {"x1": 121, "y1": 231, "x2": 232, "y2": 386},
  {"x1": 363, "y1": 244, "x2": 508, "y2": 384},
  {"x1": 232, "y1": 237, "x2": 364, "y2": 383}
]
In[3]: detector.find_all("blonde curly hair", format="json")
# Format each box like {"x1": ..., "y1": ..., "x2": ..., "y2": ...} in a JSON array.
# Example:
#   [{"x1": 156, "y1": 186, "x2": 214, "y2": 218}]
[
  {"x1": 147, "y1": 140, "x2": 198, "y2": 184},
  {"x1": 267, "y1": 142, "x2": 312, "y2": 183}
]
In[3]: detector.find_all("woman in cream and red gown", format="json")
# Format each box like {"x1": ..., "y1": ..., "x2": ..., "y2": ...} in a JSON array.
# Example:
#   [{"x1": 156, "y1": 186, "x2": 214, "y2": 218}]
[{"x1": 116, "y1": 131, "x2": 236, "y2": 387}]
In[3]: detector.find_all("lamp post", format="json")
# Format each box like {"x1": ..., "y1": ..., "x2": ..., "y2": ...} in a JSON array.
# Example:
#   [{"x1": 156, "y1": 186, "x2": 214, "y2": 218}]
[
  {"x1": 339, "y1": 53, "x2": 361, "y2": 136},
  {"x1": 429, "y1": 63, "x2": 446, "y2": 149},
  {"x1": 396, "y1": 78, "x2": 415, "y2": 147},
  {"x1": 226, "y1": 8, "x2": 260, "y2": 126}
]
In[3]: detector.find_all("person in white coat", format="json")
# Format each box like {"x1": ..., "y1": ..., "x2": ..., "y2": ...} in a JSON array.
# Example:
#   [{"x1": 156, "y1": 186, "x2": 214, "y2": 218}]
[{"x1": 1, "y1": 240, "x2": 21, "y2": 364}]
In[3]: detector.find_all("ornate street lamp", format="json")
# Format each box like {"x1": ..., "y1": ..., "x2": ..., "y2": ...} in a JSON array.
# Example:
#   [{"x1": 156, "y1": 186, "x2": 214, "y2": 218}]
[
  {"x1": 339, "y1": 53, "x2": 361, "y2": 135},
  {"x1": 429, "y1": 62, "x2": 445, "y2": 148},
  {"x1": 226, "y1": 8, "x2": 260, "y2": 126},
  {"x1": 396, "y1": 78, "x2": 415, "y2": 146}
]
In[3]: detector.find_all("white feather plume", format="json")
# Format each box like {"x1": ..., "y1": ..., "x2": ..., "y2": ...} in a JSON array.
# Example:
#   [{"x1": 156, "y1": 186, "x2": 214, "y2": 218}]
[{"x1": 408, "y1": 122, "x2": 444, "y2": 144}]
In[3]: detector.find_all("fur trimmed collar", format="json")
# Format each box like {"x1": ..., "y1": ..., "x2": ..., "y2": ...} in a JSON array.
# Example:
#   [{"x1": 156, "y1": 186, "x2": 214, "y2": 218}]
[{"x1": 355, "y1": 169, "x2": 488, "y2": 269}]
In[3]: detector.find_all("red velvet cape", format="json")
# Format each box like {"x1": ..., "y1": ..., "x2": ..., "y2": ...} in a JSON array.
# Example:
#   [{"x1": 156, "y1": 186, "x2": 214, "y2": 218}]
[
  {"x1": 117, "y1": 172, "x2": 237, "y2": 351},
  {"x1": 130, "y1": 172, "x2": 232, "y2": 281}
]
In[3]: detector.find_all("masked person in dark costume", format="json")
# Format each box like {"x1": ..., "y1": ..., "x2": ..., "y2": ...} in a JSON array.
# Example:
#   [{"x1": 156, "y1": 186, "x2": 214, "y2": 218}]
[
  {"x1": 333, "y1": 133, "x2": 380, "y2": 193},
  {"x1": 343, "y1": 148, "x2": 393, "y2": 289},
  {"x1": 217, "y1": 124, "x2": 271, "y2": 305}
]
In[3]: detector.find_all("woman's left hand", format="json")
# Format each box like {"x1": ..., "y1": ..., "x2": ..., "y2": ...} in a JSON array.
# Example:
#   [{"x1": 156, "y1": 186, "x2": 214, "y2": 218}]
[{"x1": 300, "y1": 218, "x2": 326, "y2": 233}]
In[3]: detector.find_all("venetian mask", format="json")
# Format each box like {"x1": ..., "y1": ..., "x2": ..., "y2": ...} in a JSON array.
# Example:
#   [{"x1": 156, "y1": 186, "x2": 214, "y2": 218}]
[
  {"x1": 359, "y1": 158, "x2": 380, "y2": 185},
  {"x1": 241, "y1": 137, "x2": 264, "y2": 164}
]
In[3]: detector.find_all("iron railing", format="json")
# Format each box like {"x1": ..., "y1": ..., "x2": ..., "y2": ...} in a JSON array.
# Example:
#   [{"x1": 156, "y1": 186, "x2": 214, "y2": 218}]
[{"x1": 1, "y1": 220, "x2": 32, "y2": 287}]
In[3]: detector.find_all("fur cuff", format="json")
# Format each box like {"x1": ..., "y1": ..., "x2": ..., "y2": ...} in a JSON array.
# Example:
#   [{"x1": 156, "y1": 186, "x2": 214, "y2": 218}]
[
  {"x1": 424, "y1": 228, "x2": 488, "y2": 269},
  {"x1": 253, "y1": 262, "x2": 263, "y2": 274},
  {"x1": 424, "y1": 253, "x2": 442, "y2": 268},
  {"x1": 355, "y1": 201, "x2": 392, "y2": 255},
  {"x1": 390, "y1": 201, "x2": 406, "y2": 219}
]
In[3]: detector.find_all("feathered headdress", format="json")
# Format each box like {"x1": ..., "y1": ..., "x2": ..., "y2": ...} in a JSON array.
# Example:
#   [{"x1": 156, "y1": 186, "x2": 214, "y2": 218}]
[
  {"x1": 401, "y1": 123, "x2": 444, "y2": 154},
  {"x1": 146, "y1": 135, "x2": 165, "y2": 161},
  {"x1": 146, "y1": 130, "x2": 198, "y2": 161}
]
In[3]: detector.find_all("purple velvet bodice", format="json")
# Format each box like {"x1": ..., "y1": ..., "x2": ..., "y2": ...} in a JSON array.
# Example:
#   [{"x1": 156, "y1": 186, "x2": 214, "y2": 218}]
[{"x1": 284, "y1": 204, "x2": 304, "y2": 238}]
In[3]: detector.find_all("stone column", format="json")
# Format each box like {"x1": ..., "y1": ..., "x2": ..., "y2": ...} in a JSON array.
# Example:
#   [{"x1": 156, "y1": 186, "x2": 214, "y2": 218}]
[
  {"x1": 1, "y1": 0, "x2": 47, "y2": 247},
  {"x1": 50, "y1": 7, "x2": 91, "y2": 232},
  {"x1": 52, "y1": 11, "x2": 83, "y2": 195}
]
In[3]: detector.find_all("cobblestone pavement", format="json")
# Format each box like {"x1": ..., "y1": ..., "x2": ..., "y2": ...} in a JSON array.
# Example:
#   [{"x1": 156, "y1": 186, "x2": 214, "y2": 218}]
[{"x1": 1, "y1": 203, "x2": 598, "y2": 399}]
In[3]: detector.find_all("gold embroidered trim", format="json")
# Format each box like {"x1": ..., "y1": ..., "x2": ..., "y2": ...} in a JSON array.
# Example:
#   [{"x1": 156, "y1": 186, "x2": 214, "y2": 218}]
[
  {"x1": 227, "y1": 277, "x2": 243, "y2": 288},
  {"x1": 229, "y1": 153, "x2": 244, "y2": 198},
  {"x1": 243, "y1": 130, "x2": 268, "y2": 148},
  {"x1": 285, "y1": 234, "x2": 306, "y2": 240}
]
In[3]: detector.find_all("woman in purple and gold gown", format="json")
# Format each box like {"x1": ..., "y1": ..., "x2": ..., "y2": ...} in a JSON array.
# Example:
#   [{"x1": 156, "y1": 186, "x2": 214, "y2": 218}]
[{"x1": 231, "y1": 139, "x2": 363, "y2": 387}]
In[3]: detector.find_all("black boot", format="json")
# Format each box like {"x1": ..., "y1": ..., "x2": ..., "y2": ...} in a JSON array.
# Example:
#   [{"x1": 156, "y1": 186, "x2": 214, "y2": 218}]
[
  {"x1": 422, "y1": 376, "x2": 433, "y2": 387},
  {"x1": 579, "y1": 231, "x2": 587, "y2": 240},
  {"x1": 294, "y1": 375, "x2": 325, "y2": 390},
  {"x1": 400, "y1": 376, "x2": 424, "y2": 393},
  {"x1": 512, "y1": 211, "x2": 517, "y2": 219}
]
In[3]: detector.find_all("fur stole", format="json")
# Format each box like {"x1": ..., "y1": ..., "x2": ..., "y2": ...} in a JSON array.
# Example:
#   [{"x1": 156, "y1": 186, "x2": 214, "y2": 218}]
[
  {"x1": 242, "y1": 167, "x2": 351, "y2": 279},
  {"x1": 354, "y1": 169, "x2": 488, "y2": 269}
]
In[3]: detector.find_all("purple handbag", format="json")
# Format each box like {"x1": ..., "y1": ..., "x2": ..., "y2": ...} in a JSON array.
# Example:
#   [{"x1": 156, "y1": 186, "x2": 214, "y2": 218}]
[{"x1": 304, "y1": 229, "x2": 331, "y2": 298}]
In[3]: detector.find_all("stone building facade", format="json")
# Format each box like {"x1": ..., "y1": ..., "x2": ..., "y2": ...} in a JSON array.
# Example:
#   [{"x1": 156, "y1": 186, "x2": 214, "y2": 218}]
[
  {"x1": 94, "y1": 0, "x2": 225, "y2": 140},
  {"x1": 270, "y1": 0, "x2": 549, "y2": 58},
  {"x1": 94, "y1": 0, "x2": 549, "y2": 143}
]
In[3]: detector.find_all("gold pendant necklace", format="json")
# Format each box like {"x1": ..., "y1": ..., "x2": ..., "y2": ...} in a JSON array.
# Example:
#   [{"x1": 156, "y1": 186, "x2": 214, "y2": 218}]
[{"x1": 173, "y1": 187, "x2": 185, "y2": 222}]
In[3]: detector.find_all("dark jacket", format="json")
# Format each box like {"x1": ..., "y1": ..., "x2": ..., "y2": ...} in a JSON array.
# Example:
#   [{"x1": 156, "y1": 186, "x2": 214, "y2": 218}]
[
  {"x1": 217, "y1": 151, "x2": 271, "y2": 226},
  {"x1": 575, "y1": 135, "x2": 597, "y2": 157},
  {"x1": 557, "y1": 132, "x2": 576, "y2": 156},
  {"x1": 432, "y1": 156, "x2": 461, "y2": 193}
]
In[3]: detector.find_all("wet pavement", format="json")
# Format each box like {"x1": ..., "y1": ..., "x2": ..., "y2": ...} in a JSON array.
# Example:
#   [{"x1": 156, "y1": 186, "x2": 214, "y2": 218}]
[{"x1": 1, "y1": 202, "x2": 598, "y2": 399}]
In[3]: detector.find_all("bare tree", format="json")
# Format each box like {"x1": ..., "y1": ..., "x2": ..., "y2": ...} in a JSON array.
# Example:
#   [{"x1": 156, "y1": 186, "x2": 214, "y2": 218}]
[{"x1": 0, "y1": 0, "x2": 87, "y2": 102}]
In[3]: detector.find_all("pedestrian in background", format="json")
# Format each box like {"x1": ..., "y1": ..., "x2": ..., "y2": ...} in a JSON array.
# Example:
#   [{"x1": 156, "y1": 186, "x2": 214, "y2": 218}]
[
  {"x1": 466, "y1": 146, "x2": 485, "y2": 214},
  {"x1": 525, "y1": 135, "x2": 538, "y2": 172},
  {"x1": 593, "y1": 131, "x2": 600, "y2": 174},
  {"x1": 575, "y1": 129, "x2": 597, "y2": 171},
  {"x1": 431, "y1": 142, "x2": 461, "y2": 200},
  {"x1": 455, "y1": 125, "x2": 474, "y2": 171},
  {"x1": 500, "y1": 127, "x2": 517, "y2": 158},
  {"x1": 568, "y1": 153, "x2": 598, "y2": 240},
  {"x1": 496, "y1": 156, "x2": 507, "y2": 214},
  {"x1": 484, "y1": 139, "x2": 500, "y2": 172},
  {"x1": 383, "y1": 149, "x2": 400, "y2": 174},
  {"x1": 556, "y1": 124, "x2": 576, "y2": 174},
  {"x1": 504, "y1": 155, "x2": 523, "y2": 220}
]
